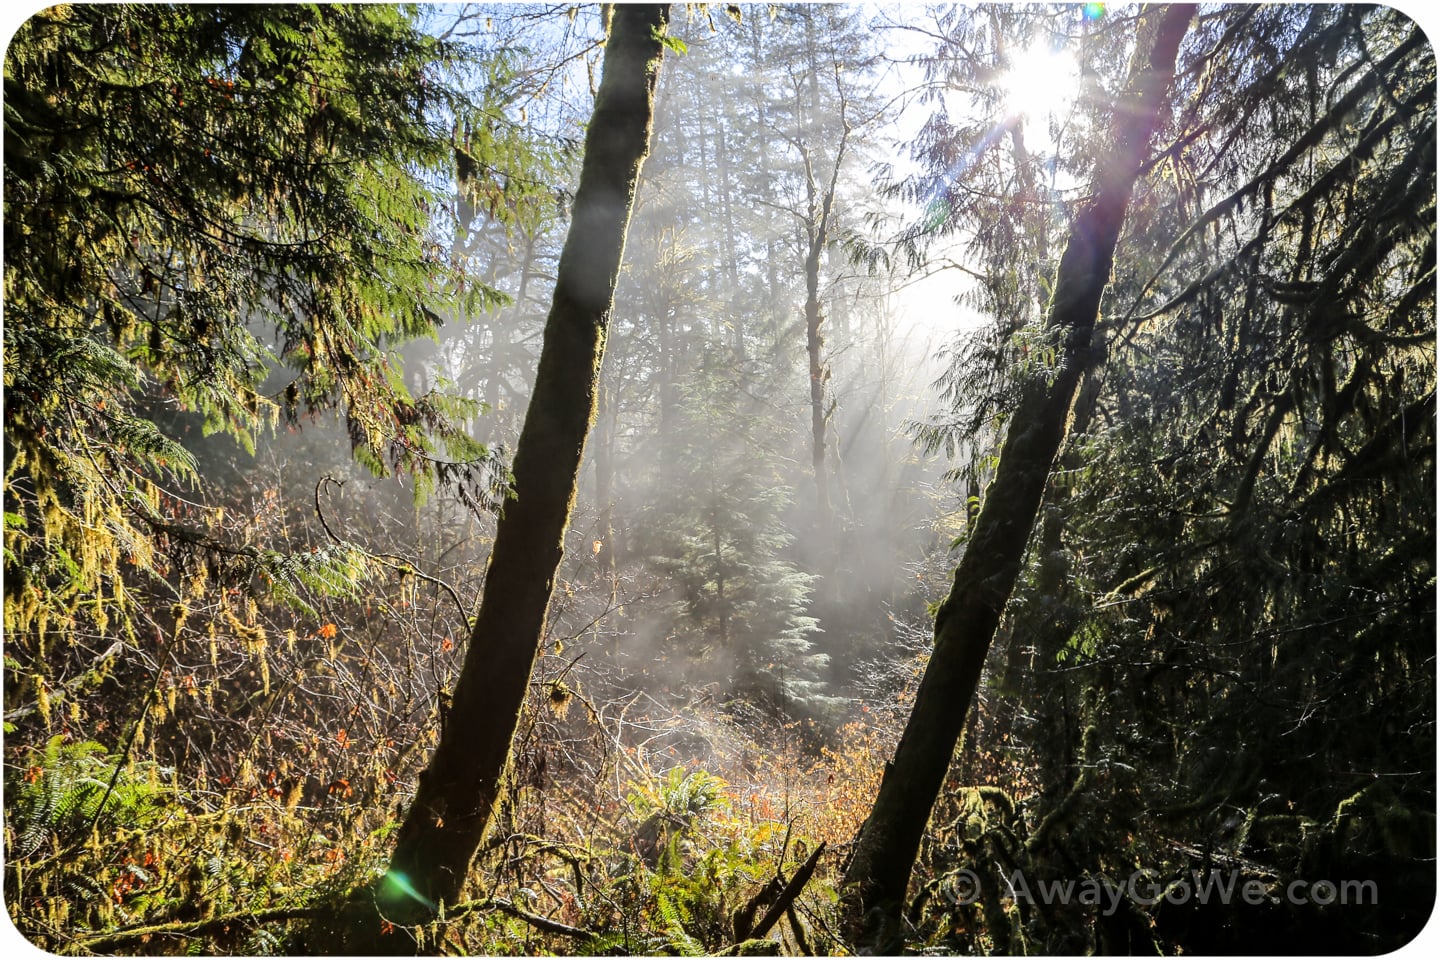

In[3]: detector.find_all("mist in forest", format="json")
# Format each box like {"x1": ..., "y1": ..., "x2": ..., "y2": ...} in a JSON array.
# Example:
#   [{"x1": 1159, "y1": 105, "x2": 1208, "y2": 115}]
[
  {"x1": 372, "y1": 5, "x2": 974, "y2": 738},
  {"x1": 6, "y1": 3, "x2": 1432, "y2": 954}
]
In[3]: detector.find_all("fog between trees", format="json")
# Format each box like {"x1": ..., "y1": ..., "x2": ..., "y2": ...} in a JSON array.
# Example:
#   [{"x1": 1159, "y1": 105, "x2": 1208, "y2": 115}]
[{"x1": 4, "y1": 4, "x2": 1433, "y2": 954}]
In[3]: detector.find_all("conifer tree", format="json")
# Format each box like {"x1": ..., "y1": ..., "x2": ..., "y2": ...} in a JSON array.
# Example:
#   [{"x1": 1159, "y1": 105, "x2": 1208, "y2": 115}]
[
  {"x1": 4, "y1": 4, "x2": 548, "y2": 669},
  {"x1": 335, "y1": 7, "x2": 672, "y2": 950},
  {"x1": 840, "y1": 7, "x2": 1195, "y2": 948}
]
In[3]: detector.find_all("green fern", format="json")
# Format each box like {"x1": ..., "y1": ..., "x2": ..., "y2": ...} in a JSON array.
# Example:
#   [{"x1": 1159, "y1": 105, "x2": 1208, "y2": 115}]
[
  {"x1": 581, "y1": 930, "x2": 631, "y2": 955},
  {"x1": 7, "y1": 737, "x2": 166, "y2": 860},
  {"x1": 654, "y1": 887, "x2": 705, "y2": 957}
]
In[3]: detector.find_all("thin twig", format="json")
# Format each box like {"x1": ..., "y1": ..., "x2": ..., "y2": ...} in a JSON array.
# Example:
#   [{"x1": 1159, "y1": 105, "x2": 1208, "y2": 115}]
[
  {"x1": 314, "y1": 475, "x2": 471, "y2": 624},
  {"x1": 446, "y1": 897, "x2": 599, "y2": 940}
]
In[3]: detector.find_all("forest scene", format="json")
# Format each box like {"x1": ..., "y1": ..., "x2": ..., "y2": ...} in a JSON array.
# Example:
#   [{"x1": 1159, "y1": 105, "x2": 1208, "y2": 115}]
[{"x1": 2, "y1": 3, "x2": 1434, "y2": 955}]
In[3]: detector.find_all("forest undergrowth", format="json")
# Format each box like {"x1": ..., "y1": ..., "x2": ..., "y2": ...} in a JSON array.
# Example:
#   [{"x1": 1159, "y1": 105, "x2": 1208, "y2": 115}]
[
  {"x1": 5, "y1": 3, "x2": 1433, "y2": 955},
  {"x1": 4, "y1": 594, "x2": 909, "y2": 954},
  {"x1": 0, "y1": 448, "x2": 1050, "y2": 956},
  {"x1": 5, "y1": 435, "x2": 1430, "y2": 955}
]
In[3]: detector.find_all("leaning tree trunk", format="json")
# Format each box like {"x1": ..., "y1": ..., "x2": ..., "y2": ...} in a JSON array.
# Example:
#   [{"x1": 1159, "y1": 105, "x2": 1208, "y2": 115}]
[
  {"x1": 331, "y1": 6, "x2": 670, "y2": 953},
  {"x1": 839, "y1": 6, "x2": 1193, "y2": 952}
]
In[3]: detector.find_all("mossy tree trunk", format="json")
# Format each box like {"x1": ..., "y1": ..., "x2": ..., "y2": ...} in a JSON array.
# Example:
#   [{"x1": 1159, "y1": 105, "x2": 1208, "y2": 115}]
[
  {"x1": 838, "y1": 6, "x2": 1194, "y2": 951},
  {"x1": 332, "y1": 5, "x2": 671, "y2": 952}
]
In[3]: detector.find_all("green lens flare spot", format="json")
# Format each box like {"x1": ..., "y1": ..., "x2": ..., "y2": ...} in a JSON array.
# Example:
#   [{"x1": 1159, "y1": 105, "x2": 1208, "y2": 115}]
[{"x1": 381, "y1": 871, "x2": 436, "y2": 912}]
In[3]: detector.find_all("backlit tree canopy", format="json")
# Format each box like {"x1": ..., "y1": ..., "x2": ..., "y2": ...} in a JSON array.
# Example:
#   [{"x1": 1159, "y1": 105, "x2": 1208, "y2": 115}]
[
  {"x1": 3, "y1": 4, "x2": 1433, "y2": 955},
  {"x1": 5, "y1": 4, "x2": 547, "y2": 643}
]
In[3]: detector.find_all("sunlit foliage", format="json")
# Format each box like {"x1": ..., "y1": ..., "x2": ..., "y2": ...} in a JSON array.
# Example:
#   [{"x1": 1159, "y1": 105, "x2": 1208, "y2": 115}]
[
  {"x1": 4, "y1": 3, "x2": 551, "y2": 657},
  {"x1": 3, "y1": 3, "x2": 1432, "y2": 955}
]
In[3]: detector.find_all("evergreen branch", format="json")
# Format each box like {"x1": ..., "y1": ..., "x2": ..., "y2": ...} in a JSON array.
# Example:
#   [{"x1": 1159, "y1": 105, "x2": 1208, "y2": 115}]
[{"x1": 1120, "y1": 25, "x2": 1428, "y2": 326}]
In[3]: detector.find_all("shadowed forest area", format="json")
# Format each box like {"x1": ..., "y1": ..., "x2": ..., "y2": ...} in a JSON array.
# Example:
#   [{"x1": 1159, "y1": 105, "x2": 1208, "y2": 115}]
[{"x1": 3, "y1": 3, "x2": 1435, "y2": 955}]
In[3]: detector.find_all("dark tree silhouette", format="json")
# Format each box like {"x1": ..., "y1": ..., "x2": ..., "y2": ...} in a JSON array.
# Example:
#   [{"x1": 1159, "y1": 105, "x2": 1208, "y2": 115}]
[
  {"x1": 839, "y1": 6, "x2": 1195, "y2": 951},
  {"x1": 332, "y1": 6, "x2": 672, "y2": 951}
]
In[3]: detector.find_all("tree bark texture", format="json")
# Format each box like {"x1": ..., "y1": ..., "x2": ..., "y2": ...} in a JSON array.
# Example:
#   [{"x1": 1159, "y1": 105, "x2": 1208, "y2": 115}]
[
  {"x1": 348, "y1": 5, "x2": 670, "y2": 947},
  {"x1": 839, "y1": 6, "x2": 1193, "y2": 951}
]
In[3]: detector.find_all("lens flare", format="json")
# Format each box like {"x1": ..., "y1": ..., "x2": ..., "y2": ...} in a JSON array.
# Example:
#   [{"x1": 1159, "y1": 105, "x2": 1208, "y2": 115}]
[{"x1": 382, "y1": 871, "x2": 436, "y2": 911}]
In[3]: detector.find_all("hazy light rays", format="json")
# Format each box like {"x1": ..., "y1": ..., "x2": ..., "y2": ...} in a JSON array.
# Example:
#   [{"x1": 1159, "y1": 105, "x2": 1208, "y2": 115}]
[
  {"x1": 918, "y1": 120, "x2": 1012, "y2": 236},
  {"x1": 917, "y1": 25, "x2": 1085, "y2": 241}
]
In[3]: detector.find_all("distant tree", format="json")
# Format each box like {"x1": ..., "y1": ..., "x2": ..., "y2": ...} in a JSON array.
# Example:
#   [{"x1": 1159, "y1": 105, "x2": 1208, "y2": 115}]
[
  {"x1": 787, "y1": 6, "x2": 856, "y2": 537},
  {"x1": 839, "y1": 6, "x2": 1194, "y2": 949},
  {"x1": 761, "y1": 5, "x2": 881, "y2": 547},
  {"x1": 637, "y1": 351, "x2": 829, "y2": 714}
]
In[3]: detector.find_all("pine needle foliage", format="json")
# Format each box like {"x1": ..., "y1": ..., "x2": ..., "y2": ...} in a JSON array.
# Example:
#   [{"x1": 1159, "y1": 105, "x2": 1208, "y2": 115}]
[{"x1": 3, "y1": 4, "x2": 555, "y2": 669}]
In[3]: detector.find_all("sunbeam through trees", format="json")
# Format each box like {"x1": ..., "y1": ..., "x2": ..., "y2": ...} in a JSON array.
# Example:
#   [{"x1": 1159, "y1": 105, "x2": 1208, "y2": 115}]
[{"x1": 3, "y1": 4, "x2": 1434, "y2": 955}]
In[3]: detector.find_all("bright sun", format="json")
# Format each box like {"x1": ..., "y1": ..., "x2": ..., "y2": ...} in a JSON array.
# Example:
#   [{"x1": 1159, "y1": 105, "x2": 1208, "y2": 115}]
[{"x1": 999, "y1": 42, "x2": 1080, "y2": 124}]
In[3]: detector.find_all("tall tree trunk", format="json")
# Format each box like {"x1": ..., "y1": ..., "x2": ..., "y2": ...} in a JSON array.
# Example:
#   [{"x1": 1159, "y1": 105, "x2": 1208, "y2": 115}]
[
  {"x1": 715, "y1": 110, "x2": 745, "y2": 358},
  {"x1": 333, "y1": 6, "x2": 670, "y2": 951},
  {"x1": 593, "y1": 377, "x2": 618, "y2": 598},
  {"x1": 805, "y1": 175, "x2": 834, "y2": 530},
  {"x1": 838, "y1": 7, "x2": 1193, "y2": 951},
  {"x1": 802, "y1": 125, "x2": 848, "y2": 546}
]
